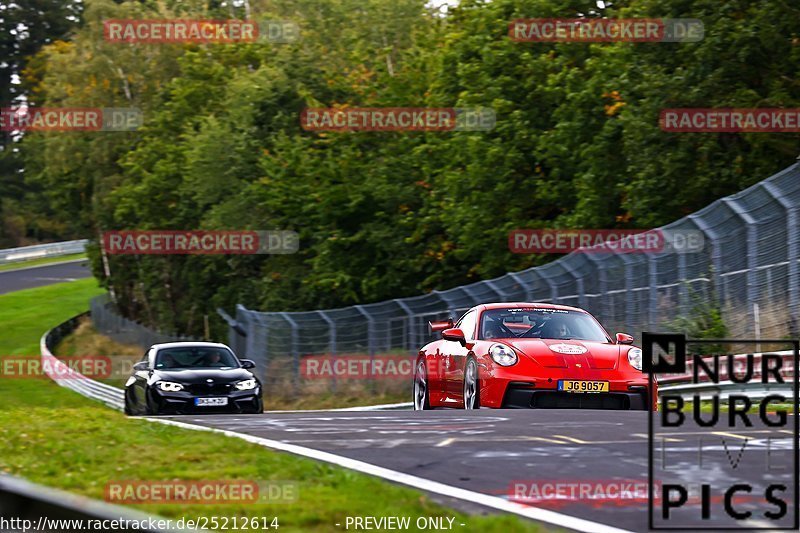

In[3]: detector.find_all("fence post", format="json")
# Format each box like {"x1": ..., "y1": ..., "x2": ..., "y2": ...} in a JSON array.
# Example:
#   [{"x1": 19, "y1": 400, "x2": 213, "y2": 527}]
[
  {"x1": 582, "y1": 254, "x2": 607, "y2": 320},
  {"x1": 761, "y1": 181, "x2": 800, "y2": 336},
  {"x1": 723, "y1": 198, "x2": 759, "y2": 336},
  {"x1": 560, "y1": 260, "x2": 585, "y2": 309},
  {"x1": 394, "y1": 299, "x2": 416, "y2": 354},
  {"x1": 647, "y1": 252, "x2": 658, "y2": 329},
  {"x1": 534, "y1": 267, "x2": 558, "y2": 303},
  {"x1": 354, "y1": 305, "x2": 374, "y2": 390},
  {"x1": 508, "y1": 272, "x2": 534, "y2": 301},
  {"x1": 605, "y1": 251, "x2": 635, "y2": 329},
  {"x1": 279, "y1": 312, "x2": 300, "y2": 394},
  {"x1": 688, "y1": 213, "x2": 722, "y2": 302},
  {"x1": 483, "y1": 279, "x2": 510, "y2": 302},
  {"x1": 317, "y1": 310, "x2": 336, "y2": 393}
]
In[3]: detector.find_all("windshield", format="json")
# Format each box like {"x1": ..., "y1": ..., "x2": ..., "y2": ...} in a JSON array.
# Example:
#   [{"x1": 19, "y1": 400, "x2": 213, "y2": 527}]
[
  {"x1": 155, "y1": 346, "x2": 239, "y2": 370},
  {"x1": 479, "y1": 308, "x2": 610, "y2": 343}
]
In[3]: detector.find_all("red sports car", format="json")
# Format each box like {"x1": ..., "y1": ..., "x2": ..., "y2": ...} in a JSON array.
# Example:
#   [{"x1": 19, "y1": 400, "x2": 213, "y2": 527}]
[{"x1": 413, "y1": 303, "x2": 656, "y2": 410}]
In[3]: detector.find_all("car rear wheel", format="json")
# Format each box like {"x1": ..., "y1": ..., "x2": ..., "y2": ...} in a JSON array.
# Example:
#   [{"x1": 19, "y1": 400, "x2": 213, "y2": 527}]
[
  {"x1": 463, "y1": 358, "x2": 480, "y2": 410},
  {"x1": 413, "y1": 360, "x2": 431, "y2": 410}
]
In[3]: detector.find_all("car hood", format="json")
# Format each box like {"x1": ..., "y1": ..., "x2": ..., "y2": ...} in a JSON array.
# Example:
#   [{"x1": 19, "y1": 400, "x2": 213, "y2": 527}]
[
  {"x1": 152, "y1": 368, "x2": 254, "y2": 384},
  {"x1": 503, "y1": 339, "x2": 620, "y2": 369}
]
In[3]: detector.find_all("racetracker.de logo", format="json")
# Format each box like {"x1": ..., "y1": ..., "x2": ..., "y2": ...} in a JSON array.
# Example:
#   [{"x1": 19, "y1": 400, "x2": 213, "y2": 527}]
[
  {"x1": 0, "y1": 356, "x2": 112, "y2": 380},
  {"x1": 661, "y1": 109, "x2": 800, "y2": 133},
  {"x1": 508, "y1": 479, "x2": 657, "y2": 508},
  {"x1": 301, "y1": 355, "x2": 414, "y2": 380},
  {"x1": 104, "y1": 480, "x2": 298, "y2": 504},
  {"x1": 509, "y1": 18, "x2": 704, "y2": 43},
  {"x1": 0, "y1": 108, "x2": 142, "y2": 132},
  {"x1": 509, "y1": 229, "x2": 705, "y2": 254},
  {"x1": 300, "y1": 107, "x2": 495, "y2": 132},
  {"x1": 101, "y1": 230, "x2": 299, "y2": 255},
  {"x1": 103, "y1": 19, "x2": 299, "y2": 43}
]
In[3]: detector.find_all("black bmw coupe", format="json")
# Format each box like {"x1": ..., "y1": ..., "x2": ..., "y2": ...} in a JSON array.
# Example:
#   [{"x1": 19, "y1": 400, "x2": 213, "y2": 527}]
[{"x1": 124, "y1": 342, "x2": 263, "y2": 415}]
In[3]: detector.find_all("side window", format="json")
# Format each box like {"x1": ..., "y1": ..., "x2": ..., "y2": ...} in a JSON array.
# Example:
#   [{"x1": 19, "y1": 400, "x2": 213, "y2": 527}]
[{"x1": 457, "y1": 311, "x2": 478, "y2": 341}]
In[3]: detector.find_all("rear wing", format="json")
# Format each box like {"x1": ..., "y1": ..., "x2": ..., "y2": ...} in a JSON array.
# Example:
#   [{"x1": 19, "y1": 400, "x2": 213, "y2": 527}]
[{"x1": 429, "y1": 319, "x2": 454, "y2": 333}]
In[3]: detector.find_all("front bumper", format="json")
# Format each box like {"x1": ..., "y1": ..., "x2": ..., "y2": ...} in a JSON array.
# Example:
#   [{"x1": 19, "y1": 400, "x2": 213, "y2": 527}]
[
  {"x1": 501, "y1": 382, "x2": 651, "y2": 410},
  {"x1": 151, "y1": 388, "x2": 262, "y2": 414}
]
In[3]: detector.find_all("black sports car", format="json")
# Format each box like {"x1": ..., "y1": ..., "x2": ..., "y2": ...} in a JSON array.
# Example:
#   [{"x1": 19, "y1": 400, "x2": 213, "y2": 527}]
[{"x1": 124, "y1": 342, "x2": 263, "y2": 415}]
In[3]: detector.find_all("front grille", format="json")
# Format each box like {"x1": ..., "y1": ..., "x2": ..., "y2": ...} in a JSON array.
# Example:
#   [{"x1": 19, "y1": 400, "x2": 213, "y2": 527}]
[
  {"x1": 188, "y1": 383, "x2": 233, "y2": 395},
  {"x1": 530, "y1": 391, "x2": 630, "y2": 410}
]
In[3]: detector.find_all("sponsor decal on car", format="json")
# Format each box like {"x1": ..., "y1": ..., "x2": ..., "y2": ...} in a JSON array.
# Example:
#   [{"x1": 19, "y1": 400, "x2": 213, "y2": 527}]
[{"x1": 548, "y1": 343, "x2": 589, "y2": 355}]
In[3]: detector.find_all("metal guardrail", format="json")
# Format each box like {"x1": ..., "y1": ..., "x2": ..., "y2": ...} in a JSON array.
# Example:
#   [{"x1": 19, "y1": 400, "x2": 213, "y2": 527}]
[
  {"x1": 0, "y1": 239, "x2": 88, "y2": 264},
  {"x1": 41, "y1": 312, "x2": 125, "y2": 411},
  {"x1": 0, "y1": 474, "x2": 188, "y2": 532}
]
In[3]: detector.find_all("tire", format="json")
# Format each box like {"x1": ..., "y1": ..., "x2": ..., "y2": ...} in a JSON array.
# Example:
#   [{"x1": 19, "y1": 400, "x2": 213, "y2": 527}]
[
  {"x1": 123, "y1": 389, "x2": 135, "y2": 416},
  {"x1": 463, "y1": 358, "x2": 480, "y2": 410},
  {"x1": 249, "y1": 396, "x2": 264, "y2": 414},
  {"x1": 144, "y1": 390, "x2": 160, "y2": 416},
  {"x1": 413, "y1": 360, "x2": 431, "y2": 410}
]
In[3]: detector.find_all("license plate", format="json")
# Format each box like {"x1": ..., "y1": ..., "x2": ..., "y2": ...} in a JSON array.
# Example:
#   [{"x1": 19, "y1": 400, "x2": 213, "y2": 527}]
[
  {"x1": 558, "y1": 380, "x2": 609, "y2": 393},
  {"x1": 195, "y1": 397, "x2": 228, "y2": 406}
]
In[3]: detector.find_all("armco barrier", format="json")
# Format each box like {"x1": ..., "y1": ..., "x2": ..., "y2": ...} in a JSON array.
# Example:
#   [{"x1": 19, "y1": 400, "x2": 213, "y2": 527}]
[
  {"x1": 0, "y1": 474, "x2": 187, "y2": 532},
  {"x1": 0, "y1": 239, "x2": 87, "y2": 264},
  {"x1": 41, "y1": 312, "x2": 124, "y2": 411}
]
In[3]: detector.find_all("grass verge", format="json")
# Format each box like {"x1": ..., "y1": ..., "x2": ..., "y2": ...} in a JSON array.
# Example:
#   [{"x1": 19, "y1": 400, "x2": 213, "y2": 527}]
[{"x1": 0, "y1": 280, "x2": 540, "y2": 532}]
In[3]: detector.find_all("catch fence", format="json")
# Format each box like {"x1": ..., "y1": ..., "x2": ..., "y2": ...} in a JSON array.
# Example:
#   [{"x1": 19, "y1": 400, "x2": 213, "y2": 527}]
[{"x1": 229, "y1": 163, "x2": 800, "y2": 393}]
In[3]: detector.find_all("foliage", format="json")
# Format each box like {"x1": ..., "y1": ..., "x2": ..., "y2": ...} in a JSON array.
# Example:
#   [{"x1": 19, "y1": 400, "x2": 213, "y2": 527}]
[{"x1": 8, "y1": 0, "x2": 800, "y2": 334}]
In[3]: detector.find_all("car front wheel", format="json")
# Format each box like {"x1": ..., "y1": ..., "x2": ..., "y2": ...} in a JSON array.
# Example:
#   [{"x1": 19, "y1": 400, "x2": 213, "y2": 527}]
[
  {"x1": 123, "y1": 389, "x2": 135, "y2": 416},
  {"x1": 463, "y1": 358, "x2": 480, "y2": 410},
  {"x1": 413, "y1": 360, "x2": 431, "y2": 410}
]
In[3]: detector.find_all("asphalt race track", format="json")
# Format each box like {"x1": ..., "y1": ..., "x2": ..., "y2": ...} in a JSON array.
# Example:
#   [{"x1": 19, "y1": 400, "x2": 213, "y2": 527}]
[
  {"x1": 0, "y1": 260, "x2": 92, "y2": 295},
  {"x1": 164, "y1": 409, "x2": 797, "y2": 532}
]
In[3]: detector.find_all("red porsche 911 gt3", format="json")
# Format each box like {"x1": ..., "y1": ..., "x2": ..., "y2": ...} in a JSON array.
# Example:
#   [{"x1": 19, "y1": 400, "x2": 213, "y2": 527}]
[{"x1": 413, "y1": 303, "x2": 656, "y2": 411}]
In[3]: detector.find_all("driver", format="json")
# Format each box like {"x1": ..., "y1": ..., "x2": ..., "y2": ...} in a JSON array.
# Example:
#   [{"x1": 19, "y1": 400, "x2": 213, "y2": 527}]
[
  {"x1": 541, "y1": 320, "x2": 571, "y2": 339},
  {"x1": 204, "y1": 352, "x2": 223, "y2": 366}
]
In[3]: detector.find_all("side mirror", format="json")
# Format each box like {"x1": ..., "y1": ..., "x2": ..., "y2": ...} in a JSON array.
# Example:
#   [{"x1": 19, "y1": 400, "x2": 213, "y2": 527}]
[
  {"x1": 133, "y1": 361, "x2": 149, "y2": 371},
  {"x1": 429, "y1": 319, "x2": 454, "y2": 333},
  {"x1": 616, "y1": 333, "x2": 634, "y2": 345},
  {"x1": 442, "y1": 328, "x2": 466, "y2": 346},
  {"x1": 240, "y1": 359, "x2": 256, "y2": 369}
]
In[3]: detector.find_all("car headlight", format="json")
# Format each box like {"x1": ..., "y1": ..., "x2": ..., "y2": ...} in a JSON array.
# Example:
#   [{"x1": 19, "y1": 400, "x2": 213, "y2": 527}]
[
  {"x1": 158, "y1": 381, "x2": 184, "y2": 392},
  {"x1": 489, "y1": 343, "x2": 518, "y2": 366},
  {"x1": 627, "y1": 348, "x2": 643, "y2": 371},
  {"x1": 235, "y1": 379, "x2": 257, "y2": 391}
]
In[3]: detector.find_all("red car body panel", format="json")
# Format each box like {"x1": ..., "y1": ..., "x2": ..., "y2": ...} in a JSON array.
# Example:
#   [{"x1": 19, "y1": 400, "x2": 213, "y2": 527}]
[{"x1": 417, "y1": 302, "x2": 658, "y2": 410}]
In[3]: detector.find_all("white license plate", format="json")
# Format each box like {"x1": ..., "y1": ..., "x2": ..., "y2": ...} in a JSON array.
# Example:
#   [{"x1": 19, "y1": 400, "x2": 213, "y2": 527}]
[{"x1": 195, "y1": 397, "x2": 228, "y2": 407}]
